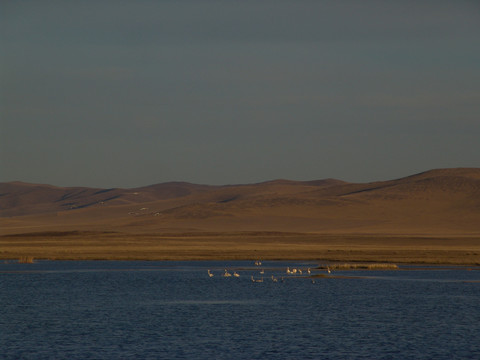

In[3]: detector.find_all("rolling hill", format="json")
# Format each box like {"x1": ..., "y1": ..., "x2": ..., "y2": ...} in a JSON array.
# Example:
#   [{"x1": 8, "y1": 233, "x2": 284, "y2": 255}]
[{"x1": 1, "y1": 168, "x2": 480, "y2": 236}]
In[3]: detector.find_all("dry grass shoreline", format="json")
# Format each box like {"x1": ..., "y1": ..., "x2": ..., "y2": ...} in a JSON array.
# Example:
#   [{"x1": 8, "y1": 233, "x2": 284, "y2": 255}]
[{"x1": 1, "y1": 231, "x2": 479, "y2": 265}]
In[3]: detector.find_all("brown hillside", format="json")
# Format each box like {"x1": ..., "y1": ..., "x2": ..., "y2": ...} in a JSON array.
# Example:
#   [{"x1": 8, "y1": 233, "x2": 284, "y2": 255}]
[
  {"x1": 0, "y1": 181, "x2": 217, "y2": 217},
  {"x1": 1, "y1": 168, "x2": 479, "y2": 236}
]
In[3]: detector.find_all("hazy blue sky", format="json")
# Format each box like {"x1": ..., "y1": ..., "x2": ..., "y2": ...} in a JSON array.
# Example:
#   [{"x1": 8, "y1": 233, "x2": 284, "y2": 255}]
[{"x1": 1, "y1": 0, "x2": 479, "y2": 188}]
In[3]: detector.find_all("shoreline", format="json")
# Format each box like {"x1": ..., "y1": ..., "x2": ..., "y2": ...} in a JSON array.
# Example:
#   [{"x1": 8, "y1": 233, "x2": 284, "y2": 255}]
[{"x1": 1, "y1": 231, "x2": 479, "y2": 265}]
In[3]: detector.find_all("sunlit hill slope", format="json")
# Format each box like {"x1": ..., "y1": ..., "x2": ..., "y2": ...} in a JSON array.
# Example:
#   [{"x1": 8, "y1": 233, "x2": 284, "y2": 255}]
[{"x1": 1, "y1": 168, "x2": 480, "y2": 236}]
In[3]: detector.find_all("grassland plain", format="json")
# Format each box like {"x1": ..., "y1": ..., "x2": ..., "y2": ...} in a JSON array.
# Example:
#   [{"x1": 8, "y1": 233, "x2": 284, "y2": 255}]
[
  {"x1": 1, "y1": 168, "x2": 479, "y2": 264},
  {"x1": 1, "y1": 231, "x2": 479, "y2": 265}
]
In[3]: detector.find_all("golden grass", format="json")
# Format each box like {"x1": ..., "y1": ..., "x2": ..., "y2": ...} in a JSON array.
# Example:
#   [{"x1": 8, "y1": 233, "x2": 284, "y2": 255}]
[
  {"x1": 319, "y1": 263, "x2": 399, "y2": 270},
  {"x1": 18, "y1": 256, "x2": 34, "y2": 263},
  {"x1": 1, "y1": 231, "x2": 479, "y2": 265}
]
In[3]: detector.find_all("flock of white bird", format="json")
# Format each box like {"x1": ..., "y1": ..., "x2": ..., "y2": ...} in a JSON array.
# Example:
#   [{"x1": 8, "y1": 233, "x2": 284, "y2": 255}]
[{"x1": 207, "y1": 261, "x2": 332, "y2": 283}]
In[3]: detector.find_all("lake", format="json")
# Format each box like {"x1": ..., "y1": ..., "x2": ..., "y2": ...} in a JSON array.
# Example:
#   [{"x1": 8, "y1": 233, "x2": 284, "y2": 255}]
[{"x1": 1, "y1": 260, "x2": 479, "y2": 359}]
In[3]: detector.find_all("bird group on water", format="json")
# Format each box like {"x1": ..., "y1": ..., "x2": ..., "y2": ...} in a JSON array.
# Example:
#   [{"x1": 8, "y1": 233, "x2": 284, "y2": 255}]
[{"x1": 207, "y1": 261, "x2": 332, "y2": 282}]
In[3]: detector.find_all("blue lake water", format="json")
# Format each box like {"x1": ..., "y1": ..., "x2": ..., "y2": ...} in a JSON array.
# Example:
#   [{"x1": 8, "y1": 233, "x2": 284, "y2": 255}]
[{"x1": 1, "y1": 260, "x2": 479, "y2": 359}]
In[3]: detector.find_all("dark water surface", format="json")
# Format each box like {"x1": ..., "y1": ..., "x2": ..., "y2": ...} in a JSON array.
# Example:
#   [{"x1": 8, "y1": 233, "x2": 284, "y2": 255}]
[{"x1": 1, "y1": 261, "x2": 479, "y2": 359}]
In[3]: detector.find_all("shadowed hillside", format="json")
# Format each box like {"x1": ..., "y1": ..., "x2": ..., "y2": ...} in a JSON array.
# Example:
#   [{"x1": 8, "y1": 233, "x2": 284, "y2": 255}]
[
  {"x1": 0, "y1": 181, "x2": 215, "y2": 217},
  {"x1": 1, "y1": 168, "x2": 479, "y2": 235}
]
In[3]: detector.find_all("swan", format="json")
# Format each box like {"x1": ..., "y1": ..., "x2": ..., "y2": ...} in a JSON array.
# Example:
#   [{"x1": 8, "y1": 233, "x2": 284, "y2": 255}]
[
  {"x1": 233, "y1": 271, "x2": 240, "y2": 277},
  {"x1": 207, "y1": 270, "x2": 214, "y2": 277},
  {"x1": 223, "y1": 269, "x2": 232, "y2": 277}
]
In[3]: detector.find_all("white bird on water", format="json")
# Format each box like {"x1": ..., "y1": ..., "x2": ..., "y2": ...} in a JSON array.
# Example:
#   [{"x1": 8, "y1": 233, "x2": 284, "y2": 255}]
[
  {"x1": 233, "y1": 271, "x2": 240, "y2": 277},
  {"x1": 223, "y1": 269, "x2": 232, "y2": 277},
  {"x1": 207, "y1": 270, "x2": 214, "y2": 277}
]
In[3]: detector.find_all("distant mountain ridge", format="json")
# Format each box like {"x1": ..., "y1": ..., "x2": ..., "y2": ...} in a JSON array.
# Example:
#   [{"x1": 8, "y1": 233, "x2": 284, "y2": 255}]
[
  {"x1": 0, "y1": 181, "x2": 208, "y2": 217},
  {"x1": 0, "y1": 178, "x2": 348, "y2": 217},
  {"x1": 1, "y1": 168, "x2": 479, "y2": 217},
  {"x1": 1, "y1": 168, "x2": 479, "y2": 236}
]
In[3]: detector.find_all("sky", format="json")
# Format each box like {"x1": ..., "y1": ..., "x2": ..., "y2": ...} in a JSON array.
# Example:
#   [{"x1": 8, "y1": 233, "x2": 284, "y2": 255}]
[{"x1": 1, "y1": 0, "x2": 480, "y2": 188}]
